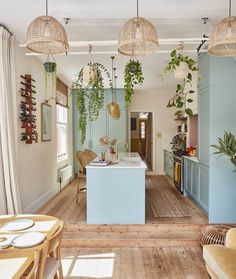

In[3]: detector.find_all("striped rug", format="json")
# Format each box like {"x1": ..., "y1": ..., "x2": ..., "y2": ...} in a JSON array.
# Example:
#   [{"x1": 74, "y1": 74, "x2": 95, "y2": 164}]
[{"x1": 147, "y1": 178, "x2": 191, "y2": 218}]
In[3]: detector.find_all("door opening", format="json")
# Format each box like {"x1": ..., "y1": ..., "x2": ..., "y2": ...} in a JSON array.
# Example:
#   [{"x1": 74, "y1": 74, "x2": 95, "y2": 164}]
[{"x1": 130, "y1": 112, "x2": 153, "y2": 171}]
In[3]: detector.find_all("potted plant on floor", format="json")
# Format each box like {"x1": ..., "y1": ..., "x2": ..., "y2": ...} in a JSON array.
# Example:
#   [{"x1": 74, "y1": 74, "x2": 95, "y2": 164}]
[{"x1": 211, "y1": 131, "x2": 236, "y2": 170}]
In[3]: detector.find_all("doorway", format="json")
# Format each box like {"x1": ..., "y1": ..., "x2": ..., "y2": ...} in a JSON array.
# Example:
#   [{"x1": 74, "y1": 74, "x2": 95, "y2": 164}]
[{"x1": 130, "y1": 112, "x2": 153, "y2": 170}]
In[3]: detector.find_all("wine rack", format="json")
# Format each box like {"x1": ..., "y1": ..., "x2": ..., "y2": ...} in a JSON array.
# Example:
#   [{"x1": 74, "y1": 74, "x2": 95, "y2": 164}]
[{"x1": 19, "y1": 74, "x2": 38, "y2": 144}]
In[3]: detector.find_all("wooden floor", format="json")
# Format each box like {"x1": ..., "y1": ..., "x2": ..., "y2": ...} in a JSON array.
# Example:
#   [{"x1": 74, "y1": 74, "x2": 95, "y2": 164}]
[
  {"x1": 38, "y1": 175, "x2": 209, "y2": 278},
  {"x1": 38, "y1": 175, "x2": 207, "y2": 225},
  {"x1": 61, "y1": 247, "x2": 208, "y2": 279}
]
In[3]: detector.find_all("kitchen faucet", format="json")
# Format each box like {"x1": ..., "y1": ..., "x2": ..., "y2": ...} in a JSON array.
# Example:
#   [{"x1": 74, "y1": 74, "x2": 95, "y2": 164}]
[{"x1": 115, "y1": 139, "x2": 128, "y2": 161}]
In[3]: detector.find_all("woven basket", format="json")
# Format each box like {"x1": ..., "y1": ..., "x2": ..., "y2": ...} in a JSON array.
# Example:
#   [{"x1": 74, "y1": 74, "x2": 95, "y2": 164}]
[
  {"x1": 118, "y1": 17, "x2": 159, "y2": 56},
  {"x1": 208, "y1": 16, "x2": 236, "y2": 56},
  {"x1": 200, "y1": 225, "x2": 232, "y2": 246},
  {"x1": 26, "y1": 15, "x2": 69, "y2": 54}
]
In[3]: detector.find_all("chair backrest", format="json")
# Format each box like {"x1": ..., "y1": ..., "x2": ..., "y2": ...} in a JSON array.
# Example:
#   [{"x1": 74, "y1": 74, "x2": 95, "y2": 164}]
[
  {"x1": 25, "y1": 250, "x2": 41, "y2": 279},
  {"x1": 225, "y1": 228, "x2": 236, "y2": 250},
  {"x1": 76, "y1": 149, "x2": 97, "y2": 174},
  {"x1": 37, "y1": 221, "x2": 64, "y2": 279}
]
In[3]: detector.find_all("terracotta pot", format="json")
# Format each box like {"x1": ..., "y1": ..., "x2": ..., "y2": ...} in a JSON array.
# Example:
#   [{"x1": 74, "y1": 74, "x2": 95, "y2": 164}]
[{"x1": 174, "y1": 62, "x2": 189, "y2": 80}]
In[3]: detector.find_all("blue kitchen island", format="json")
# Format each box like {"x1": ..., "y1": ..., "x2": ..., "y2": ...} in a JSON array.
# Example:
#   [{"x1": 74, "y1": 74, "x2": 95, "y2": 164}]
[{"x1": 86, "y1": 153, "x2": 146, "y2": 224}]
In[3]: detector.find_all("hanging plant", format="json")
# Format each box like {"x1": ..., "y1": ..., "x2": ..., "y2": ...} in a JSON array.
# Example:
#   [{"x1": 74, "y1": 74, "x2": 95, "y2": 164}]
[
  {"x1": 71, "y1": 62, "x2": 112, "y2": 144},
  {"x1": 124, "y1": 60, "x2": 144, "y2": 105},
  {"x1": 44, "y1": 55, "x2": 57, "y2": 101},
  {"x1": 163, "y1": 50, "x2": 198, "y2": 117}
]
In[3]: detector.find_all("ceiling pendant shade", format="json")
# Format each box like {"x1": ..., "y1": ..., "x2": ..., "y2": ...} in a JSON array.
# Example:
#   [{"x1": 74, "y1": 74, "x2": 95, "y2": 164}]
[
  {"x1": 118, "y1": 0, "x2": 158, "y2": 56},
  {"x1": 118, "y1": 17, "x2": 159, "y2": 56},
  {"x1": 208, "y1": 0, "x2": 236, "y2": 56},
  {"x1": 25, "y1": 0, "x2": 68, "y2": 54}
]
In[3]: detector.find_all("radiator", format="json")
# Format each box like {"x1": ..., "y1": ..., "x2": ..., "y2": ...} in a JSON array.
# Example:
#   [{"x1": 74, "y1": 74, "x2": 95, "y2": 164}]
[{"x1": 58, "y1": 165, "x2": 72, "y2": 184}]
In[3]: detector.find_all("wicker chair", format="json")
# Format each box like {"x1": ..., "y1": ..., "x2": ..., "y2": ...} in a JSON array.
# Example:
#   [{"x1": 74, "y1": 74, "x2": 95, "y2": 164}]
[{"x1": 75, "y1": 149, "x2": 97, "y2": 205}]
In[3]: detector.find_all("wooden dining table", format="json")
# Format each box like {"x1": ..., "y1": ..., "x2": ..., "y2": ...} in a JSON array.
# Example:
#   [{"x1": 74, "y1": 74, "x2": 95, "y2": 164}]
[{"x1": 0, "y1": 214, "x2": 60, "y2": 279}]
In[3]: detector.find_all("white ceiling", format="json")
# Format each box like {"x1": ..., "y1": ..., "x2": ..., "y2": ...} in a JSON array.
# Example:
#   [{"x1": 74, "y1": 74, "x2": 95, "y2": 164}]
[{"x1": 0, "y1": 0, "x2": 233, "y2": 90}]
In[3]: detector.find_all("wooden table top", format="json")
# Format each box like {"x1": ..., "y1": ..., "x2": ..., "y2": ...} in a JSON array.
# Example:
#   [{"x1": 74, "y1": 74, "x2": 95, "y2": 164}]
[{"x1": 0, "y1": 214, "x2": 60, "y2": 278}]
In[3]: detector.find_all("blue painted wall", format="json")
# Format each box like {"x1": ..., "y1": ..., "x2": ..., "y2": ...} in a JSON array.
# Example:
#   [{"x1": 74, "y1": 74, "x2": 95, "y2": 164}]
[
  {"x1": 73, "y1": 89, "x2": 128, "y2": 174},
  {"x1": 198, "y1": 53, "x2": 236, "y2": 223}
]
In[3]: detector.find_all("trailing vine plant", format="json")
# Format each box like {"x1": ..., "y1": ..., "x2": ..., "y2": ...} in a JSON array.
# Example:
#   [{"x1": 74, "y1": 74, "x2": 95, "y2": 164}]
[
  {"x1": 124, "y1": 60, "x2": 144, "y2": 105},
  {"x1": 163, "y1": 50, "x2": 198, "y2": 117},
  {"x1": 71, "y1": 62, "x2": 112, "y2": 144}
]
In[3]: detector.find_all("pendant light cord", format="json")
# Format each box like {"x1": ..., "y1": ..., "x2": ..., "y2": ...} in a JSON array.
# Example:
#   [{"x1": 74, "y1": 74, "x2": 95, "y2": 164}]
[
  {"x1": 137, "y1": 0, "x2": 139, "y2": 17},
  {"x1": 46, "y1": 0, "x2": 48, "y2": 16}
]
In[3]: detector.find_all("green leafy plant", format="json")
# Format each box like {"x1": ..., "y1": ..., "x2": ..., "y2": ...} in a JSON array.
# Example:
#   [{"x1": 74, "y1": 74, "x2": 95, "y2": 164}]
[
  {"x1": 124, "y1": 60, "x2": 144, "y2": 105},
  {"x1": 211, "y1": 131, "x2": 236, "y2": 169},
  {"x1": 163, "y1": 50, "x2": 198, "y2": 117},
  {"x1": 71, "y1": 62, "x2": 112, "y2": 144}
]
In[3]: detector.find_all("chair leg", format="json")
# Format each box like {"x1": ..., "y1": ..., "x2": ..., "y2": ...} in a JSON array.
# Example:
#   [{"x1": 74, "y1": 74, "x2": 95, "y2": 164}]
[{"x1": 76, "y1": 177, "x2": 80, "y2": 205}]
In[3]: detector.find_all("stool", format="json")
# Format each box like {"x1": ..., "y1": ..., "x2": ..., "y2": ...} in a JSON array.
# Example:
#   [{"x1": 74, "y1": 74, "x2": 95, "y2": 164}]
[{"x1": 200, "y1": 225, "x2": 233, "y2": 247}]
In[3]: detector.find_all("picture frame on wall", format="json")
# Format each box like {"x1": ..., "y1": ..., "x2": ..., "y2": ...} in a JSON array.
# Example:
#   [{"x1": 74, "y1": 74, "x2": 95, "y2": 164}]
[{"x1": 41, "y1": 103, "x2": 52, "y2": 141}]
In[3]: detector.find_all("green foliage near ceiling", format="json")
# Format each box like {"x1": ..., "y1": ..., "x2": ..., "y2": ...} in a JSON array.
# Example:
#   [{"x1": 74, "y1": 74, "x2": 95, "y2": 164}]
[
  {"x1": 124, "y1": 60, "x2": 144, "y2": 105},
  {"x1": 71, "y1": 62, "x2": 112, "y2": 144}
]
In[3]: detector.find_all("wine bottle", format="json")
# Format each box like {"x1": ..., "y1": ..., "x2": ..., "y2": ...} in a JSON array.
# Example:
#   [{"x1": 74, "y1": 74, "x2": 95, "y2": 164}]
[
  {"x1": 21, "y1": 134, "x2": 31, "y2": 141},
  {"x1": 20, "y1": 109, "x2": 30, "y2": 116},
  {"x1": 20, "y1": 103, "x2": 30, "y2": 110}
]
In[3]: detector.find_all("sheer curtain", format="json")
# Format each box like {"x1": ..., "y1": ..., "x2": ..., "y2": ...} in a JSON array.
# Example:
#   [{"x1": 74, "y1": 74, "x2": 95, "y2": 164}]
[{"x1": 0, "y1": 26, "x2": 21, "y2": 214}]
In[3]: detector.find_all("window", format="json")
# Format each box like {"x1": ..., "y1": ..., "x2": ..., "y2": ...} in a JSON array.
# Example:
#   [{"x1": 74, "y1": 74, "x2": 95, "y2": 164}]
[
  {"x1": 140, "y1": 121, "x2": 146, "y2": 139},
  {"x1": 57, "y1": 105, "x2": 68, "y2": 161}
]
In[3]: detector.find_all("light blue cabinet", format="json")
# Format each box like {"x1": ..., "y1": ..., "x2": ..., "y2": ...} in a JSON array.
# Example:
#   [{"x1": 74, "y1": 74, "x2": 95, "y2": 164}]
[
  {"x1": 183, "y1": 157, "x2": 208, "y2": 214},
  {"x1": 198, "y1": 53, "x2": 236, "y2": 223},
  {"x1": 164, "y1": 150, "x2": 173, "y2": 180},
  {"x1": 73, "y1": 89, "x2": 127, "y2": 174}
]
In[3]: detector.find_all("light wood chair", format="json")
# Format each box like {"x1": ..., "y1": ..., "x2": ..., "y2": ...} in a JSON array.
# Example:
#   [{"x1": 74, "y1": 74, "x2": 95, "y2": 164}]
[
  {"x1": 38, "y1": 221, "x2": 64, "y2": 279},
  {"x1": 22, "y1": 250, "x2": 41, "y2": 279},
  {"x1": 75, "y1": 150, "x2": 97, "y2": 205}
]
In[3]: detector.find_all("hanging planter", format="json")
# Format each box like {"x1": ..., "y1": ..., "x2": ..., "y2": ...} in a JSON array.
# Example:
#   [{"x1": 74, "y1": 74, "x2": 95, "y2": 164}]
[
  {"x1": 44, "y1": 55, "x2": 57, "y2": 101},
  {"x1": 162, "y1": 50, "x2": 198, "y2": 117},
  {"x1": 174, "y1": 61, "x2": 189, "y2": 80},
  {"x1": 124, "y1": 60, "x2": 144, "y2": 105},
  {"x1": 71, "y1": 62, "x2": 112, "y2": 144},
  {"x1": 83, "y1": 64, "x2": 98, "y2": 85}
]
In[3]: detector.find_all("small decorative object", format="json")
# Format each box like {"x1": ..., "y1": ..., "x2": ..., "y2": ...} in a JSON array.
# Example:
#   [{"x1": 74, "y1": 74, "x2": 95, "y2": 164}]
[
  {"x1": 71, "y1": 62, "x2": 112, "y2": 144},
  {"x1": 19, "y1": 74, "x2": 38, "y2": 144},
  {"x1": 124, "y1": 60, "x2": 144, "y2": 105},
  {"x1": 107, "y1": 57, "x2": 120, "y2": 120},
  {"x1": 99, "y1": 136, "x2": 117, "y2": 162},
  {"x1": 211, "y1": 131, "x2": 236, "y2": 169},
  {"x1": 118, "y1": 0, "x2": 158, "y2": 56},
  {"x1": 25, "y1": 0, "x2": 68, "y2": 54},
  {"x1": 41, "y1": 102, "x2": 52, "y2": 141},
  {"x1": 44, "y1": 54, "x2": 57, "y2": 101},
  {"x1": 208, "y1": 0, "x2": 236, "y2": 56},
  {"x1": 163, "y1": 49, "x2": 198, "y2": 117},
  {"x1": 200, "y1": 225, "x2": 233, "y2": 246}
]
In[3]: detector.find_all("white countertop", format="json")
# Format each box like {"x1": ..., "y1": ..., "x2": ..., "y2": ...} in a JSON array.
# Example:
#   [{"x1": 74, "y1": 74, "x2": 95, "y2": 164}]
[
  {"x1": 183, "y1": 155, "x2": 199, "y2": 163},
  {"x1": 86, "y1": 152, "x2": 147, "y2": 169}
]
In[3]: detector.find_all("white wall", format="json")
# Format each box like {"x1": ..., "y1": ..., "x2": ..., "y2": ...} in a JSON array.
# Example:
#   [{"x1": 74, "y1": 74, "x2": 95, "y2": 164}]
[
  {"x1": 131, "y1": 90, "x2": 177, "y2": 175},
  {"x1": 14, "y1": 43, "x2": 73, "y2": 213}
]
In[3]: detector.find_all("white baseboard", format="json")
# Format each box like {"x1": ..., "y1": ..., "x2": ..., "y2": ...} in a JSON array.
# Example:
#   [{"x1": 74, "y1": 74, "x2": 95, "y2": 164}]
[{"x1": 23, "y1": 186, "x2": 58, "y2": 214}]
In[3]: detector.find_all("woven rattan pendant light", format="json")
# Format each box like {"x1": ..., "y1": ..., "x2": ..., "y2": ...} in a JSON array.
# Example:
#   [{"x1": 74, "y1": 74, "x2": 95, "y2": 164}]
[
  {"x1": 25, "y1": 0, "x2": 68, "y2": 54},
  {"x1": 208, "y1": 0, "x2": 236, "y2": 56},
  {"x1": 118, "y1": 0, "x2": 159, "y2": 56}
]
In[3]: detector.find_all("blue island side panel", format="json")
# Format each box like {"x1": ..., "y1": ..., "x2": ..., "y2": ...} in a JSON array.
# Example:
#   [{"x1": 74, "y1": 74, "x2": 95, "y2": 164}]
[{"x1": 86, "y1": 168, "x2": 145, "y2": 224}]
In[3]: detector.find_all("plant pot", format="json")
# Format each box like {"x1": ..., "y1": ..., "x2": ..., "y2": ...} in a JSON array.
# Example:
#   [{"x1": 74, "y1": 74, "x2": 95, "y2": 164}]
[
  {"x1": 83, "y1": 65, "x2": 98, "y2": 85},
  {"x1": 174, "y1": 62, "x2": 189, "y2": 80},
  {"x1": 44, "y1": 62, "x2": 56, "y2": 73}
]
